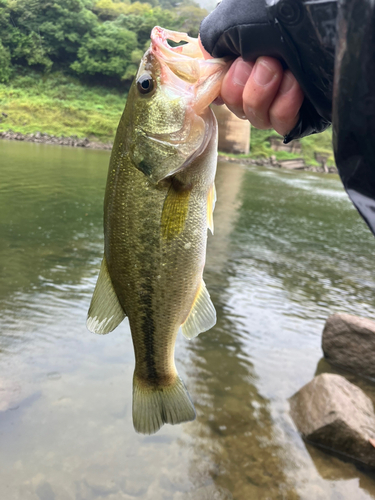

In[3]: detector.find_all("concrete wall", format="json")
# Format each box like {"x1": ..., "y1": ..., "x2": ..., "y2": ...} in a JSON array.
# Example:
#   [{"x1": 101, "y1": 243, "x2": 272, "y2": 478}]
[{"x1": 212, "y1": 104, "x2": 250, "y2": 155}]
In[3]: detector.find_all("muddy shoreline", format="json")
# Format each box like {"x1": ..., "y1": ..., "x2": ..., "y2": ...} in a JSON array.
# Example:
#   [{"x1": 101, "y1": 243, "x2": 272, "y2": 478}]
[{"x1": 0, "y1": 130, "x2": 338, "y2": 173}]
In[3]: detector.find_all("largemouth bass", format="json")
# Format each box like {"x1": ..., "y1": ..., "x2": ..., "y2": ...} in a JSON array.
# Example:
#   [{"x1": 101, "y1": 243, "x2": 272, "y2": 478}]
[{"x1": 87, "y1": 27, "x2": 229, "y2": 434}]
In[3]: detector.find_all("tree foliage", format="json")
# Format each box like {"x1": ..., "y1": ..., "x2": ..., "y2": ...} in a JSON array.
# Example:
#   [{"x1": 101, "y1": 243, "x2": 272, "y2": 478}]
[
  {"x1": 0, "y1": 0, "x2": 207, "y2": 86},
  {"x1": 0, "y1": 41, "x2": 11, "y2": 82},
  {"x1": 71, "y1": 22, "x2": 138, "y2": 80}
]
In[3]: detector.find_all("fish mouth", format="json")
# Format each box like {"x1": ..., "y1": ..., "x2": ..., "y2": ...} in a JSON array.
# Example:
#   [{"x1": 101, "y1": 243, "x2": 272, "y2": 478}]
[
  {"x1": 151, "y1": 27, "x2": 204, "y2": 66},
  {"x1": 150, "y1": 27, "x2": 230, "y2": 111}
]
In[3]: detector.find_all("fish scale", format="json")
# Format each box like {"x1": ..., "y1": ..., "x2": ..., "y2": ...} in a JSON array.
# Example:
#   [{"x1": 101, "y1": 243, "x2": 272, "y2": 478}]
[{"x1": 87, "y1": 27, "x2": 229, "y2": 434}]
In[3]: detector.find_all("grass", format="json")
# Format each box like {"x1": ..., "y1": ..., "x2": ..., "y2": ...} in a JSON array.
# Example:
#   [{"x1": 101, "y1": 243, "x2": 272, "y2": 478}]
[
  {"x1": 0, "y1": 72, "x2": 127, "y2": 142},
  {"x1": 0, "y1": 71, "x2": 335, "y2": 165},
  {"x1": 249, "y1": 127, "x2": 335, "y2": 166}
]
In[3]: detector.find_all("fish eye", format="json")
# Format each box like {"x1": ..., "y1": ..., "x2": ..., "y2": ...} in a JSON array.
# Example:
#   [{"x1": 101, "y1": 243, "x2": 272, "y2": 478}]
[{"x1": 137, "y1": 74, "x2": 154, "y2": 95}]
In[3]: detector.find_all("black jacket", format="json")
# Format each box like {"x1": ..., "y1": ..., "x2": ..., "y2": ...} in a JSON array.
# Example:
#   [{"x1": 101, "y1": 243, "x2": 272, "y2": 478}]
[
  {"x1": 200, "y1": 0, "x2": 375, "y2": 236},
  {"x1": 200, "y1": 0, "x2": 336, "y2": 143}
]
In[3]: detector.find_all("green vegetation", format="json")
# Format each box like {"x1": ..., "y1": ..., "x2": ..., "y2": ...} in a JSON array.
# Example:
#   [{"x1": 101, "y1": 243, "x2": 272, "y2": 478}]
[
  {"x1": 298, "y1": 129, "x2": 334, "y2": 166},
  {"x1": 0, "y1": 72, "x2": 126, "y2": 141},
  {"x1": 221, "y1": 128, "x2": 335, "y2": 167},
  {"x1": 0, "y1": 0, "x2": 207, "y2": 141},
  {"x1": 0, "y1": 0, "x2": 335, "y2": 164},
  {"x1": 0, "y1": 0, "x2": 207, "y2": 85}
]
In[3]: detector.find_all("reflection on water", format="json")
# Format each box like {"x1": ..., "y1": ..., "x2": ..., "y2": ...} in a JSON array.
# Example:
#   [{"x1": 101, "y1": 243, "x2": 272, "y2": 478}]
[{"x1": 1, "y1": 141, "x2": 375, "y2": 499}]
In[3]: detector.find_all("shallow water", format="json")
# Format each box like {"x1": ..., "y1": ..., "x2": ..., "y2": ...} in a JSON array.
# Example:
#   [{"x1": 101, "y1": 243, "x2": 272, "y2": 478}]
[{"x1": 1, "y1": 140, "x2": 375, "y2": 500}]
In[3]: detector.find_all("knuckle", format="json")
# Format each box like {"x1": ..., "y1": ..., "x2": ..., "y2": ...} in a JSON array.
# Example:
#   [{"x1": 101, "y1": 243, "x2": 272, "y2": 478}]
[
  {"x1": 243, "y1": 91, "x2": 264, "y2": 112},
  {"x1": 245, "y1": 108, "x2": 271, "y2": 129},
  {"x1": 269, "y1": 97, "x2": 299, "y2": 127},
  {"x1": 271, "y1": 106, "x2": 295, "y2": 125}
]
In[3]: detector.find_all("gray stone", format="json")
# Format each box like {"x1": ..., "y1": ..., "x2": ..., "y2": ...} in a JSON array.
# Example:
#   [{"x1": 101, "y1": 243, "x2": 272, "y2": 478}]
[
  {"x1": 322, "y1": 313, "x2": 375, "y2": 379},
  {"x1": 290, "y1": 373, "x2": 375, "y2": 468},
  {"x1": 279, "y1": 158, "x2": 305, "y2": 170}
]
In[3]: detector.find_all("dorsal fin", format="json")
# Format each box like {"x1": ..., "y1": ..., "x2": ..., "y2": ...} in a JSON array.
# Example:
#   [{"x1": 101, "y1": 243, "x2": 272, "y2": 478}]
[
  {"x1": 87, "y1": 256, "x2": 126, "y2": 334},
  {"x1": 181, "y1": 280, "x2": 216, "y2": 339}
]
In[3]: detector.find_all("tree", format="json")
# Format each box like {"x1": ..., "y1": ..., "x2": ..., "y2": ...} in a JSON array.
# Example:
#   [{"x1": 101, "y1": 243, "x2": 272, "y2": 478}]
[
  {"x1": 93, "y1": 0, "x2": 131, "y2": 20},
  {"x1": 114, "y1": 7, "x2": 177, "y2": 48},
  {"x1": 3, "y1": 0, "x2": 97, "y2": 66},
  {"x1": 71, "y1": 21, "x2": 138, "y2": 82},
  {"x1": 0, "y1": 41, "x2": 11, "y2": 82},
  {"x1": 175, "y1": 4, "x2": 208, "y2": 37}
]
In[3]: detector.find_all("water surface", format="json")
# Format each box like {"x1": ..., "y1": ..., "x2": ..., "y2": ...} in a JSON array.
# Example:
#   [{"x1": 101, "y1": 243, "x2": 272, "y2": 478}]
[{"x1": 1, "y1": 140, "x2": 375, "y2": 499}]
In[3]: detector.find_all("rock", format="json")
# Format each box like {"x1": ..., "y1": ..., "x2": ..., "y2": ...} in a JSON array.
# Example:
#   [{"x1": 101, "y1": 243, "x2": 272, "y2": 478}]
[
  {"x1": 290, "y1": 373, "x2": 375, "y2": 468},
  {"x1": 279, "y1": 158, "x2": 305, "y2": 170},
  {"x1": 322, "y1": 313, "x2": 375, "y2": 379},
  {"x1": 270, "y1": 154, "x2": 277, "y2": 166}
]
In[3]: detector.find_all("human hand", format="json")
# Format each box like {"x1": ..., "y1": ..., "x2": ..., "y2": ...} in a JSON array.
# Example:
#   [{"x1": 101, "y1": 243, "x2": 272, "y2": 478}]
[{"x1": 199, "y1": 40, "x2": 304, "y2": 137}]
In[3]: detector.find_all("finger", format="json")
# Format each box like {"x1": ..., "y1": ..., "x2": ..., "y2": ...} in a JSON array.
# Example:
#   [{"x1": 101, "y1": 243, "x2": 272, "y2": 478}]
[
  {"x1": 242, "y1": 57, "x2": 284, "y2": 129},
  {"x1": 220, "y1": 58, "x2": 254, "y2": 119},
  {"x1": 269, "y1": 70, "x2": 304, "y2": 136}
]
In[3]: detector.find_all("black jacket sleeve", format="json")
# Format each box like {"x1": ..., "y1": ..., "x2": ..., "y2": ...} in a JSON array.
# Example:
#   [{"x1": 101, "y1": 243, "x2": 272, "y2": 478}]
[{"x1": 200, "y1": 0, "x2": 336, "y2": 143}]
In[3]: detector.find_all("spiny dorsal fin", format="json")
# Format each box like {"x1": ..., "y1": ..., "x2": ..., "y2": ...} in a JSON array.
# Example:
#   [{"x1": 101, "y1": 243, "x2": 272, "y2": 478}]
[
  {"x1": 87, "y1": 256, "x2": 126, "y2": 334},
  {"x1": 207, "y1": 183, "x2": 216, "y2": 235},
  {"x1": 181, "y1": 280, "x2": 216, "y2": 339}
]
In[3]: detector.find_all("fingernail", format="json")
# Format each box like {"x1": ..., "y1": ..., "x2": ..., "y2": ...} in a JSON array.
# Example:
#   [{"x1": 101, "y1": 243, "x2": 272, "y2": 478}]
[
  {"x1": 279, "y1": 72, "x2": 294, "y2": 94},
  {"x1": 253, "y1": 60, "x2": 275, "y2": 86},
  {"x1": 232, "y1": 59, "x2": 253, "y2": 87}
]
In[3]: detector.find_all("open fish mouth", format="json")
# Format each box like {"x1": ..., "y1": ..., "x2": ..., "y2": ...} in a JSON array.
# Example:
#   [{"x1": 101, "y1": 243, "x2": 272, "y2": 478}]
[
  {"x1": 150, "y1": 27, "x2": 230, "y2": 112},
  {"x1": 151, "y1": 27, "x2": 204, "y2": 64}
]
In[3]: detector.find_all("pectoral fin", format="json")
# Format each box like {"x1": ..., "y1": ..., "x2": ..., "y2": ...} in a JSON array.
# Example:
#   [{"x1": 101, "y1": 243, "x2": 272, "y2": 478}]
[
  {"x1": 161, "y1": 183, "x2": 191, "y2": 240},
  {"x1": 207, "y1": 183, "x2": 216, "y2": 235},
  {"x1": 181, "y1": 280, "x2": 216, "y2": 339},
  {"x1": 87, "y1": 256, "x2": 126, "y2": 334}
]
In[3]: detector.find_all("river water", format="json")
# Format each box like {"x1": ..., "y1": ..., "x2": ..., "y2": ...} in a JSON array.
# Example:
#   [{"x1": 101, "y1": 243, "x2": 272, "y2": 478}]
[{"x1": 1, "y1": 140, "x2": 375, "y2": 500}]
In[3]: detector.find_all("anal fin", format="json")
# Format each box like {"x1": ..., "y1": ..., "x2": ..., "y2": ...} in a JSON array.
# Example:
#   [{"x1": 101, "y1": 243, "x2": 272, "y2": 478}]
[
  {"x1": 87, "y1": 256, "x2": 126, "y2": 334},
  {"x1": 181, "y1": 280, "x2": 216, "y2": 339}
]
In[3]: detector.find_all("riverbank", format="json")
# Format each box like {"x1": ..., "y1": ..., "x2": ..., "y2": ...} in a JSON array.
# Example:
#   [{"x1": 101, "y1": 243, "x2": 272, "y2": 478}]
[
  {"x1": 0, "y1": 73, "x2": 126, "y2": 143},
  {"x1": 1, "y1": 73, "x2": 336, "y2": 172},
  {"x1": 0, "y1": 129, "x2": 338, "y2": 174},
  {"x1": 219, "y1": 153, "x2": 338, "y2": 174},
  {"x1": 0, "y1": 130, "x2": 113, "y2": 150}
]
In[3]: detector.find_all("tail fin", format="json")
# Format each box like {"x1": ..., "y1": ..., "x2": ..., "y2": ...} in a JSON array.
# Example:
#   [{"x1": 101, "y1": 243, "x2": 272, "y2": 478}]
[{"x1": 132, "y1": 374, "x2": 196, "y2": 435}]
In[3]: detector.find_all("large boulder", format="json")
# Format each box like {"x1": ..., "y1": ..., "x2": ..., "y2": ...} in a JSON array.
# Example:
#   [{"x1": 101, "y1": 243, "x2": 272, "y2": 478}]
[
  {"x1": 289, "y1": 373, "x2": 375, "y2": 468},
  {"x1": 322, "y1": 313, "x2": 375, "y2": 379}
]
